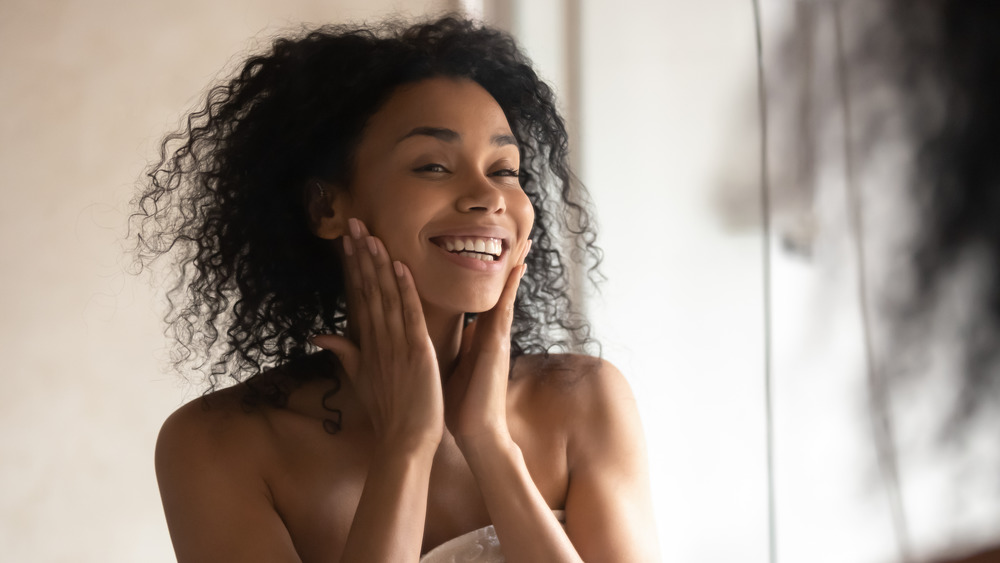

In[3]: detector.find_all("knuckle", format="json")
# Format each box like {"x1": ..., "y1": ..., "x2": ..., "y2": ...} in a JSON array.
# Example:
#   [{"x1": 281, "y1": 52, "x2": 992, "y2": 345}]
[
  {"x1": 502, "y1": 302, "x2": 515, "y2": 320},
  {"x1": 348, "y1": 289, "x2": 365, "y2": 306},
  {"x1": 382, "y1": 292, "x2": 399, "y2": 311},
  {"x1": 362, "y1": 279, "x2": 379, "y2": 299},
  {"x1": 401, "y1": 298, "x2": 421, "y2": 319},
  {"x1": 492, "y1": 333, "x2": 510, "y2": 350},
  {"x1": 403, "y1": 306, "x2": 420, "y2": 323}
]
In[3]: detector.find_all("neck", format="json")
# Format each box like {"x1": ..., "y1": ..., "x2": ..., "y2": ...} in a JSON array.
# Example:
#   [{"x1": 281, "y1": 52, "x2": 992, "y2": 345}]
[
  {"x1": 420, "y1": 305, "x2": 466, "y2": 381},
  {"x1": 344, "y1": 304, "x2": 465, "y2": 381}
]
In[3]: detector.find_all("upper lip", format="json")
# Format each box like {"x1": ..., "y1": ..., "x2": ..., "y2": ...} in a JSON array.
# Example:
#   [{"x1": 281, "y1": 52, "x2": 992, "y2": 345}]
[{"x1": 427, "y1": 225, "x2": 514, "y2": 252}]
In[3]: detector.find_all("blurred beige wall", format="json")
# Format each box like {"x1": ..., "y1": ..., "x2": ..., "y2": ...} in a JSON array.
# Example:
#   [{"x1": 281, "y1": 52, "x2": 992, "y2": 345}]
[{"x1": 0, "y1": 1, "x2": 450, "y2": 561}]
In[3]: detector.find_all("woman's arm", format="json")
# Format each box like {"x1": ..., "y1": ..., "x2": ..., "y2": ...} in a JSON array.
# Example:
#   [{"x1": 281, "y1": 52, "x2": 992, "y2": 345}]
[
  {"x1": 444, "y1": 241, "x2": 659, "y2": 560},
  {"x1": 562, "y1": 359, "x2": 661, "y2": 562},
  {"x1": 456, "y1": 358, "x2": 661, "y2": 563},
  {"x1": 337, "y1": 439, "x2": 437, "y2": 562},
  {"x1": 461, "y1": 432, "x2": 581, "y2": 561},
  {"x1": 443, "y1": 245, "x2": 580, "y2": 561},
  {"x1": 316, "y1": 222, "x2": 445, "y2": 562}
]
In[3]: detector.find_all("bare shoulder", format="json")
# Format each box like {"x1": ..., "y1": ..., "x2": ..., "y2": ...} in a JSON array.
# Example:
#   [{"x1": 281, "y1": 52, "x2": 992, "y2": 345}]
[
  {"x1": 155, "y1": 383, "x2": 304, "y2": 562},
  {"x1": 516, "y1": 353, "x2": 643, "y2": 460},
  {"x1": 156, "y1": 353, "x2": 339, "y2": 474},
  {"x1": 510, "y1": 353, "x2": 634, "y2": 411},
  {"x1": 510, "y1": 354, "x2": 638, "y2": 450},
  {"x1": 154, "y1": 384, "x2": 280, "y2": 524},
  {"x1": 156, "y1": 385, "x2": 268, "y2": 471},
  {"x1": 516, "y1": 355, "x2": 660, "y2": 560}
]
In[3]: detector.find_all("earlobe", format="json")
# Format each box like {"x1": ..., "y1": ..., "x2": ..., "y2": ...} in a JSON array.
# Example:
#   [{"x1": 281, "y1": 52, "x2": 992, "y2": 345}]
[{"x1": 306, "y1": 180, "x2": 350, "y2": 240}]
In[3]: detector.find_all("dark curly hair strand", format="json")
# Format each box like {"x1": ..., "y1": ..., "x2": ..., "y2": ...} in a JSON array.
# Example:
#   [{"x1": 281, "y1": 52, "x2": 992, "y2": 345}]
[{"x1": 131, "y1": 16, "x2": 602, "y2": 403}]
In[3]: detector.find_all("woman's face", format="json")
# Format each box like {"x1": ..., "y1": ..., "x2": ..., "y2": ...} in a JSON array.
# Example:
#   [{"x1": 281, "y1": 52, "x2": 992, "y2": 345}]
[{"x1": 344, "y1": 76, "x2": 534, "y2": 316}]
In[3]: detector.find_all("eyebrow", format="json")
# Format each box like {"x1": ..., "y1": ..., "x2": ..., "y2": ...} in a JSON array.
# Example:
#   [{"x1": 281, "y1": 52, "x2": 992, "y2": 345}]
[
  {"x1": 491, "y1": 133, "x2": 518, "y2": 147},
  {"x1": 396, "y1": 126, "x2": 518, "y2": 148}
]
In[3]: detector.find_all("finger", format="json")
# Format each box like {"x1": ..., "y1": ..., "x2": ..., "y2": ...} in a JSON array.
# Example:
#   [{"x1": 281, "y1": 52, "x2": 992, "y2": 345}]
[
  {"x1": 476, "y1": 262, "x2": 525, "y2": 350},
  {"x1": 368, "y1": 237, "x2": 407, "y2": 350},
  {"x1": 342, "y1": 224, "x2": 371, "y2": 344},
  {"x1": 345, "y1": 218, "x2": 381, "y2": 356},
  {"x1": 472, "y1": 239, "x2": 528, "y2": 330},
  {"x1": 496, "y1": 262, "x2": 526, "y2": 330},
  {"x1": 518, "y1": 238, "x2": 532, "y2": 265},
  {"x1": 310, "y1": 334, "x2": 360, "y2": 382},
  {"x1": 356, "y1": 233, "x2": 391, "y2": 358},
  {"x1": 460, "y1": 317, "x2": 478, "y2": 355},
  {"x1": 342, "y1": 235, "x2": 363, "y2": 308},
  {"x1": 354, "y1": 219, "x2": 411, "y2": 349},
  {"x1": 393, "y1": 261, "x2": 432, "y2": 350},
  {"x1": 352, "y1": 216, "x2": 371, "y2": 238}
]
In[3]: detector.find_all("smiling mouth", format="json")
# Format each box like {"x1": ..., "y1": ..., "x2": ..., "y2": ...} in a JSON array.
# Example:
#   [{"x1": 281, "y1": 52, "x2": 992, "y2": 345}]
[{"x1": 431, "y1": 236, "x2": 504, "y2": 262}]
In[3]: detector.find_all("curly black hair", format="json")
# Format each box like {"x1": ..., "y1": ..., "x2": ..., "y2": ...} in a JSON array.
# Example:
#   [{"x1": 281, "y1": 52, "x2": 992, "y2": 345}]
[{"x1": 131, "y1": 16, "x2": 602, "y2": 401}]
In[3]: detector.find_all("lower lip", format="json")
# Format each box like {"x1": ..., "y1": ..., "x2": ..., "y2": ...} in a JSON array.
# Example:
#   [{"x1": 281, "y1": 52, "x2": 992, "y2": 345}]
[{"x1": 432, "y1": 243, "x2": 506, "y2": 272}]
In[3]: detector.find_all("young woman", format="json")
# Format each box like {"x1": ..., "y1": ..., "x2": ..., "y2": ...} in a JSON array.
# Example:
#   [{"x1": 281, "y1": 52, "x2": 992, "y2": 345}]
[{"x1": 136, "y1": 16, "x2": 660, "y2": 562}]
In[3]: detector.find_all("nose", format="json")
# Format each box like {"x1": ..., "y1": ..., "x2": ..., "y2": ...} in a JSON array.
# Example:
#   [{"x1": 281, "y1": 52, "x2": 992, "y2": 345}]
[{"x1": 456, "y1": 174, "x2": 507, "y2": 214}]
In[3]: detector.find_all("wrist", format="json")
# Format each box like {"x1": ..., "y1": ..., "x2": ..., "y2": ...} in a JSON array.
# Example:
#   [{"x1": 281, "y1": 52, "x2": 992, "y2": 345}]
[
  {"x1": 456, "y1": 430, "x2": 518, "y2": 466},
  {"x1": 377, "y1": 428, "x2": 442, "y2": 461}
]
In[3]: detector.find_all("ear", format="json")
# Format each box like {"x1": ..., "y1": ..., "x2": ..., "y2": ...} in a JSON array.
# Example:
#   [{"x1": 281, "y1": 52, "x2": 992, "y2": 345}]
[{"x1": 305, "y1": 180, "x2": 351, "y2": 240}]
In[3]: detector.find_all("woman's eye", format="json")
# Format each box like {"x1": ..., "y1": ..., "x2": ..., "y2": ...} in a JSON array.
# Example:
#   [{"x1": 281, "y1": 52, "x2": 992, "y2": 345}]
[
  {"x1": 490, "y1": 168, "x2": 519, "y2": 177},
  {"x1": 414, "y1": 163, "x2": 449, "y2": 173}
]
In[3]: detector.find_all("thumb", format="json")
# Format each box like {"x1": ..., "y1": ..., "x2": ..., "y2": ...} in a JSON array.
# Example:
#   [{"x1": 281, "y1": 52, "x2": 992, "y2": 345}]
[
  {"x1": 310, "y1": 334, "x2": 360, "y2": 381},
  {"x1": 460, "y1": 319, "x2": 478, "y2": 355}
]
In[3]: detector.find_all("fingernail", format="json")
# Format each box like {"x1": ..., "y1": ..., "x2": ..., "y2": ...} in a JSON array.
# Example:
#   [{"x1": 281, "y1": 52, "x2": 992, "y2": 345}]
[
  {"x1": 366, "y1": 236, "x2": 377, "y2": 255},
  {"x1": 343, "y1": 236, "x2": 354, "y2": 256},
  {"x1": 349, "y1": 218, "x2": 361, "y2": 238},
  {"x1": 520, "y1": 264, "x2": 528, "y2": 278},
  {"x1": 393, "y1": 261, "x2": 404, "y2": 277}
]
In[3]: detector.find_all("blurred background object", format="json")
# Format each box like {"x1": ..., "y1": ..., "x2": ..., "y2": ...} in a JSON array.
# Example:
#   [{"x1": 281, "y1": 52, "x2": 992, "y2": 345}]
[{"x1": 717, "y1": 0, "x2": 1000, "y2": 561}]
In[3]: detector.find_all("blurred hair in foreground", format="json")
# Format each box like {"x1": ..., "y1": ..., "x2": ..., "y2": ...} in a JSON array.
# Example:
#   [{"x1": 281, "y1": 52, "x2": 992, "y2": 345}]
[{"x1": 771, "y1": 1, "x2": 1000, "y2": 559}]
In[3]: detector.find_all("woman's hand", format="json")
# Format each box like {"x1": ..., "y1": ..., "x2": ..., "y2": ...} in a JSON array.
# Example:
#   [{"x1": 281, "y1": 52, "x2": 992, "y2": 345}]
[
  {"x1": 444, "y1": 240, "x2": 531, "y2": 449},
  {"x1": 312, "y1": 218, "x2": 444, "y2": 452}
]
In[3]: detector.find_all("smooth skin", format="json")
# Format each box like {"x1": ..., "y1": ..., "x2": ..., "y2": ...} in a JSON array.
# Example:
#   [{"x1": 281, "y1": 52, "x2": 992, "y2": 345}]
[{"x1": 155, "y1": 77, "x2": 660, "y2": 562}]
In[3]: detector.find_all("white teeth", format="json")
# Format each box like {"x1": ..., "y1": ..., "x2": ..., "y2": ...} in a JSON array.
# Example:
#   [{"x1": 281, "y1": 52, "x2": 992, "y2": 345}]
[
  {"x1": 438, "y1": 236, "x2": 502, "y2": 257},
  {"x1": 457, "y1": 251, "x2": 494, "y2": 261}
]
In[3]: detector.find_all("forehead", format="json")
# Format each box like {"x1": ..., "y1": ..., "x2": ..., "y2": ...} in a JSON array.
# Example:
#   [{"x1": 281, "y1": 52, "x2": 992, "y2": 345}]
[{"x1": 361, "y1": 77, "x2": 513, "y2": 143}]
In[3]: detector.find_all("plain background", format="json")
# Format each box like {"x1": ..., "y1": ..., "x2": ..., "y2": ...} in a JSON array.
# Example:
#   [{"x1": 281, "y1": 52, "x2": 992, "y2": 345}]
[{"x1": 2, "y1": 0, "x2": 998, "y2": 561}]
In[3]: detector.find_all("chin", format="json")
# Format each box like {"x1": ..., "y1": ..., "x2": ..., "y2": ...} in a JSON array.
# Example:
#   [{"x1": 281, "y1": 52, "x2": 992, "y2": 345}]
[{"x1": 426, "y1": 288, "x2": 503, "y2": 316}]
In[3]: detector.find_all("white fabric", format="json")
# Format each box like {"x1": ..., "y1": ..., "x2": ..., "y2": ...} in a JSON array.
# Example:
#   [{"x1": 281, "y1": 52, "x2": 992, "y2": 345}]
[{"x1": 419, "y1": 510, "x2": 566, "y2": 563}]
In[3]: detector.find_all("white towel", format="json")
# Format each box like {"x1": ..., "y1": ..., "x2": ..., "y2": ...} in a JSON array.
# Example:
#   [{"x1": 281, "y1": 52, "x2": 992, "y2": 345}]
[{"x1": 420, "y1": 510, "x2": 566, "y2": 563}]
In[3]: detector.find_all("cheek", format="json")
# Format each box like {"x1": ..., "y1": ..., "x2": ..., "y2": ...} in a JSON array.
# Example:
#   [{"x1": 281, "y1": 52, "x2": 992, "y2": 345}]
[
  {"x1": 512, "y1": 191, "x2": 536, "y2": 234},
  {"x1": 364, "y1": 199, "x2": 429, "y2": 259}
]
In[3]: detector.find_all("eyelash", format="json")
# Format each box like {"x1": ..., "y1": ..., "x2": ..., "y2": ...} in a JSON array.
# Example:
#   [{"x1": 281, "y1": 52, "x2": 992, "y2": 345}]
[
  {"x1": 415, "y1": 163, "x2": 449, "y2": 173},
  {"x1": 413, "y1": 164, "x2": 519, "y2": 177}
]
